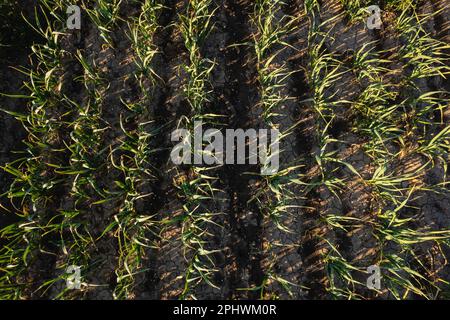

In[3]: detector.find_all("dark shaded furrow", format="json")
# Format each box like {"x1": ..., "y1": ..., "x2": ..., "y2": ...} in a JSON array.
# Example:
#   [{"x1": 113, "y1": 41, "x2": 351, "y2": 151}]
[{"x1": 219, "y1": 0, "x2": 265, "y2": 299}]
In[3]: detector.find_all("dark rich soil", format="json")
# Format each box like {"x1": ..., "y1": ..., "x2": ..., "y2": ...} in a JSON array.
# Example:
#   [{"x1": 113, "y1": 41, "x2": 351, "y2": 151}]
[
  {"x1": 0, "y1": 1, "x2": 39, "y2": 227},
  {"x1": 1, "y1": 0, "x2": 450, "y2": 300}
]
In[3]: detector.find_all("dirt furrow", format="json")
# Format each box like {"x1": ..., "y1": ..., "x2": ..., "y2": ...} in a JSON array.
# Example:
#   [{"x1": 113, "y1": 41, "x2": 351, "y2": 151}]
[
  {"x1": 149, "y1": 0, "x2": 191, "y2": 300},
  {"x1": 216, "y1": 0, "x2": 266, "y2": 299}
]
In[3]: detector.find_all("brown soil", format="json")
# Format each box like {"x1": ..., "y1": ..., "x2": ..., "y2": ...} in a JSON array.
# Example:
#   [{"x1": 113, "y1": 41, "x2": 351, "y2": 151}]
[{"x1": 1, "y1": 0, "x2": 450, "y2": 300}]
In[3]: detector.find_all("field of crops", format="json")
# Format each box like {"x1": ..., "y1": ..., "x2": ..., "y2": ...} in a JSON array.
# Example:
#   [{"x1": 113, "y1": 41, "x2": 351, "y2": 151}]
[{"x1": 0, "y1": 0, "x2": 450, "y2": 300}]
